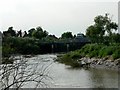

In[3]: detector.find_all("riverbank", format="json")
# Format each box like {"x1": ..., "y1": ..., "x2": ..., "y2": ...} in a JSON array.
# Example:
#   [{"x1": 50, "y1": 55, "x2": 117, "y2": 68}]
[
  {"x1": 56, "y1": 44, "x2": 120, "y2": 71},
  {"x1": 57, "y1": 55, "x2": 120, "y2": 71},
  {"x1": 58, "y1": 54, "x2": 120, "y2": 71},
  {"x1": 78, "y1": 57, "x2": 119, "y2": 71}
]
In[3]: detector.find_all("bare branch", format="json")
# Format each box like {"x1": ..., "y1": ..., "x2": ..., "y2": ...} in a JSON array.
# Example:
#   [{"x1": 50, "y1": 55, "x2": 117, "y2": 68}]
[{"x1": 0, "y1": 55, "x2": 53, "y2": 89}]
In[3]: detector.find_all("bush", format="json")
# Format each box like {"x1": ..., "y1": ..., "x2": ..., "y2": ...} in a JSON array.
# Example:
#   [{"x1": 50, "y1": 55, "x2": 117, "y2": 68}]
[
  {"x1": 57, "y1": 52, "x2": 80, "y2": 67},
  {"x1": 70, "y1": 51, "x2": 82, "y2": 59},
  {"x1": 112, "y1": 49, "x2": 120, "y2": 60},
  {"x1": 2, "y1": 45, "x2": 15, "y2": 57},
  {"x1": 89, "y1": 50, "x2": 98, "y2": 58}
]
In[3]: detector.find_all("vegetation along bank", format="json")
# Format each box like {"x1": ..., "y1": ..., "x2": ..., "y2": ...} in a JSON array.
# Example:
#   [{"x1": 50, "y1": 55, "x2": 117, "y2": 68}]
[{"x1": 57, "y1": 44, "x2": 120, "y2": 71}]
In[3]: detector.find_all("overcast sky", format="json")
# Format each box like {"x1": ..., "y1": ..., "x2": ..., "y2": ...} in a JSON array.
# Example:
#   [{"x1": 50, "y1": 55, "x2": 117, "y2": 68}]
[{"x1": 0, "y1": 0, "x2": 119, "y2": 37}]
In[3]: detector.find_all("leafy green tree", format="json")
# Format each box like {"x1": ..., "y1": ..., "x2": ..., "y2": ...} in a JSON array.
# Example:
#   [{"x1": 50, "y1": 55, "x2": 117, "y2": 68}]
[
  {"x1": 8, "y1": 27, "x2": 16, "y2": 36},
  {"x1": 42, "y1": 35, "x2": 58, "y2": 42},
  {"x1": 28, "y1": 28, "x2": 36, "y2": 37},
  {"x1": 110, "y1": 33, "x2": 120, "y2": 43},
  {"x1": 3, "y1": 27, "x2": 16, "y2": 37},
  {"x1": 61, "y1": 32, "x2": 73, "y2": 39},
  {"x1": 32, "y1": 26, "x2": 48, "y2": 39},
  {"x1": 36, "y1": 26, "x2": 43, "y2": 32},
  {"x1": 94, "y1": 14, "x2": 118, "y2": 36},
  {"x1": 86, "y1": 25, "x2": 100, "y2": 43},
  {"x1": 86, "y1": 13, "x2": 118, "y2": 43}
]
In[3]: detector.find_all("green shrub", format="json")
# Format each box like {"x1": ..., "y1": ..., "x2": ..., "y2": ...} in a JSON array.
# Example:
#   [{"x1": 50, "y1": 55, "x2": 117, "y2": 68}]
[
  {"x1": 88, "y1": 50, "x2": 98, "y2": 58},
  {"x1": 60, "y1": 54, "x2": 71, "y2": 62},
  {"x1": 58, "y1": 52, "x2": 80, "y2": 67},
  {"x1": 99, "y1": 47, "x2": 105, "y2": 57},
  {"x1": 105, "y1": 47, "x2": 114, "y2": 55},
  {"x1": 2, "y1": 45, "x2": 15, "y2": 57},
  {"x1": 70, "y1": 52, "x2": 81, "y2": 59},
  {"x1": 112, "y1": 50, "x2": 120, "y2": 60}
]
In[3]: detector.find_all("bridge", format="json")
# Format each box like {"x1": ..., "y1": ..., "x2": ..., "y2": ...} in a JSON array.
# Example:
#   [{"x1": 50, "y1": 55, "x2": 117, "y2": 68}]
[{"x1": 39, "y1": 33, "x2": 91, "y2": 53}]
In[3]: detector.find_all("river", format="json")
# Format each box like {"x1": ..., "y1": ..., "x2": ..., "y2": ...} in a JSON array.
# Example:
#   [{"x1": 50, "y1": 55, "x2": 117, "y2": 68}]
[
  {"x1": 1, "y1": 54, "x2": 119, "y2": 88},
  {"x1": 20, "y1": 54, "x2": 119, "y2": 88}
]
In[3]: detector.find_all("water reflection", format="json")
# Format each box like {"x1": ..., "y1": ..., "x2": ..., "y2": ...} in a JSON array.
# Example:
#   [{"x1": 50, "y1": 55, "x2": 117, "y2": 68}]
[
  {"x1": 49, "y1": 60, "x2": 119, "y2": 88},
  {"x1": 89, "y1": 68, "x2": 119, "y2": 88}
]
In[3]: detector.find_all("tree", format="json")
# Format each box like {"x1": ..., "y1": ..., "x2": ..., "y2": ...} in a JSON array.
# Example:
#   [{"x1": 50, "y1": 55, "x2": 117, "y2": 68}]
[
  {"x1": 8, "y1": 27, "x2": 16, "y2": 37},
  {"x1": 17, "y1": 30, "x2": 22, "y2": 37},
  {"x1": 110, "y1": 33, "x2": 120, "y2": 43},
  {"x1": 86, "y1": 25, "x2": 104, "y2": 43},
  {"x1": 28, "y1": 28, "x2": 36, "y2": 37},
  {"x1": 61, "y1": 32, "x2": 73, "y2": 39},
  {"x1": 0, "y1": 56, "x2": 52, "y2": 89},
  {"x1": 94, "y1": 13, "x2": 118, "y2": 36},
  {"x1": 36, "y1": 26, "x2": 43, "y2": 32},
  {"x1": 86, "y1": 25, "x2": 99, "y2": 37},
  {"x1": 32, "y1": 27, "x2": 48, "y2": 39},
  {"x1": 42, "y1": 35, "x2": 58, "y2": 42},
  {"x1": 23, "y1": 31, "x2": 28, "y2": 37},
  {"x1": 86, "y1": 13, "x2": 118, "y2": 43},
  {"x1": 3, "y1": 27, "x2": 16, "y2": 37}
]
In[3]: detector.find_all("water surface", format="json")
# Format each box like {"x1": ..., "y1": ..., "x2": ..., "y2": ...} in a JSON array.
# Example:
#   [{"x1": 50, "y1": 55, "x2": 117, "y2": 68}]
[{"x1": 23, "y1": 54, "x2": 119, "y2": 88}]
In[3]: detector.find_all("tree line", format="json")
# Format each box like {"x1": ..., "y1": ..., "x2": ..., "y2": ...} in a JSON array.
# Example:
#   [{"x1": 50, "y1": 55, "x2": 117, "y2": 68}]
[
  {"x1": 1, "y1": 13, "x2": 120, "y2": 58},
  {"x1": 2, "y1": 26, "x2": 75, "y2": 39},
  {"x1": 1, "y1": 26, "x2": 79, "y2": 58}
]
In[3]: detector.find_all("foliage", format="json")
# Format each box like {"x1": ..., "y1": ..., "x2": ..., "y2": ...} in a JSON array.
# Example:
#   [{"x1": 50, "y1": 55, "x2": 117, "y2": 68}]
[
  {"x1": 86, "y1": 13, "x2": 118, "y2": 43},
  {"x1": 80, "y1": 44, "x2": 120, "y2": 60},
  {"x1": 42, "y1": 35, "x2": 58, "y2": 42},
  {"x1": 32, "y1": 27, "x2": 48, "y2": 39},
  {"x1": 110, "y1": 33, "x2": 120, "y2": 43},
  {"x1": 3, "y1": 27, "x2": 16, "y2": 37},
  {"x1": 27, "y1": 26, "x2": 48, "y2": 39},
  {"x1": 2, "y1": 45, "x2": 15, "y2": 58},
  {"x1": 16, "y1": 30, "x2": 22, "y2": 37},
  {"x1": 112, "y1": 51, "x2": 120, "y2": 60},
  {"x1": 58, "y1": 53, "x2": 80, "y2": 67},
  {"x1": 58, "y1": 43, "x2": 120, "y2": 67},
  {"x1": 28, "y1": 28, "x2": 36, "y2": 37},
  {"x1": 61, "y1": 32, "x2": 73, "y2": 39},
  {"x1": 2, "y1": 37, "x2": 40, "y2": 55}
]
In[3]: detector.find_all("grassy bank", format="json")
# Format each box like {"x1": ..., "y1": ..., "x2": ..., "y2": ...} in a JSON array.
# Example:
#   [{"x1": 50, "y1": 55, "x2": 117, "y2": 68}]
[{"x1": 57, "y1": 43, "x2": 120, "y2": 67}]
